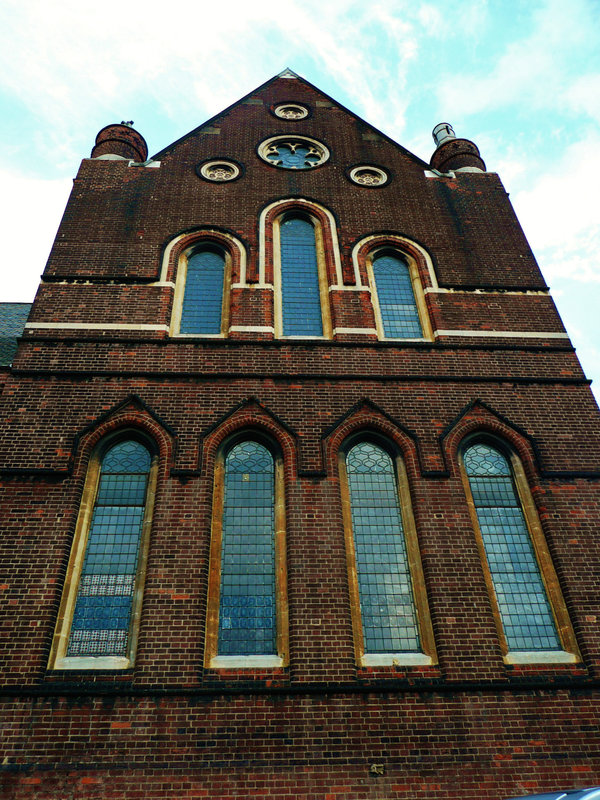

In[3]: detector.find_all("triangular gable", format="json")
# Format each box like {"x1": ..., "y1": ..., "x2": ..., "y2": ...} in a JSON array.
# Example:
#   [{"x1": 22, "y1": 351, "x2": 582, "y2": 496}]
[{"x1": 151, "y1": 70, "x2": 430, "y2": 170}]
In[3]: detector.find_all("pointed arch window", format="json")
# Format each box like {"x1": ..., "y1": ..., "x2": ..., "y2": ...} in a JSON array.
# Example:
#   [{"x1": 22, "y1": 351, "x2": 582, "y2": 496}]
[
  {"x1": 174, "y1": 245, "x2": 230, "y2": 336},
  {"x1": 275, "y1": 214, "x2": 332, "y2": 338},
  {"x1": 367, "y1": 249, "x2": 430, "y2": 340},
  {"x1": 205, "y1": 438, "x2": 288, "y2": 668},
  {"x1": 462, "y1": 440, "x2": 579, "y2": 662},
  {"x1": 340, "y1": 439, "x2": 435, "y2": 666},
  {"x1": 49, "y1": 436, "x2": 157, "y2": 670}
]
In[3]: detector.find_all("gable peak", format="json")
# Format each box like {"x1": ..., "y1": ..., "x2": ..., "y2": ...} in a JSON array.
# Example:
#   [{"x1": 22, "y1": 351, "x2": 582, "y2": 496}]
[{"x1": 277, "y1": 67, "x2": 300, "y2": 79}]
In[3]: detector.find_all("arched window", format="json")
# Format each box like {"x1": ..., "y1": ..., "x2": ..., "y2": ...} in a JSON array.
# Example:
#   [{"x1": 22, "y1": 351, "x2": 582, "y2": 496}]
[
  {"x1": 462, "y1": 440, "x2": 579, "y2": 661},
  {"x1": 176, "y1": 246, "x2": 229, "y2": 335},
  {"x1": 205, "y1": 438, "x2": 288, "y2": 667},
  {"x1": 370, "y1": 251, "x2": 423, "y2": 339},
  {"x1": 276, "y1": 214, "x2": 331, "y2": 338},
  {"x1": 49, "y1": 436, "x2": 157, "y2": 670},
  {"x1": 340, "y1": 439, "x2": 435, "y2": 666}
]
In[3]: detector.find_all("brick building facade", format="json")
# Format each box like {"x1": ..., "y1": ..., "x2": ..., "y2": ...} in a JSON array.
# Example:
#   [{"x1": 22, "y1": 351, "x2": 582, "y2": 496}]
[{"x1": 1, "y1": 70, "x2": 600, "y2": 799}]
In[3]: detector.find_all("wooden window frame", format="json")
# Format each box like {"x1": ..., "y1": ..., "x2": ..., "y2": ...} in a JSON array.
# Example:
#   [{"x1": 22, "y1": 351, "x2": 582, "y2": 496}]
[
  {"x1": 460, "y1": 435, "x2": 580, "y2": 664},
  {"x1": 339, "y1": 435, "x2": 436, "y2": 667},
  {"x1": 48, "y1": 431, "x2": 158, "y2": 671},
  {"x1": 171, "y1": 243, "x2": 232, "y2": 337},
  {"x1": 204, "y1": 434, "x2": 289, "y2": 669},
  {"x1": 273, "y1": 211, "x2": 333, "y2": 340},
  {"x1": 365, "y1": 246, "x2": 433, "y2": 341}
]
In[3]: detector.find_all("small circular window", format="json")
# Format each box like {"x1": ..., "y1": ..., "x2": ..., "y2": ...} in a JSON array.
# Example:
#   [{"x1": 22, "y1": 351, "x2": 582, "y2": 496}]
[
  {"x1": 349, "y1": 165, "x2": 389, "y2": 187},
  {"x1": 258, "y1": 136, "x2": 329, "y2": 170},
  {"x1": 197, "y1": 160, "x2": 241, "y2": 182},
  {"x1": 273, "y1": 103, "x2": 309, "y2": 120}
]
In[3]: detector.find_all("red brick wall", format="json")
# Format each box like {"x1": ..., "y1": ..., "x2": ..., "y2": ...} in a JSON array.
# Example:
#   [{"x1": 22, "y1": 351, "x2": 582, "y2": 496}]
[{"x1": 1, "y1": 74, "x2": 599, "y2": 799}]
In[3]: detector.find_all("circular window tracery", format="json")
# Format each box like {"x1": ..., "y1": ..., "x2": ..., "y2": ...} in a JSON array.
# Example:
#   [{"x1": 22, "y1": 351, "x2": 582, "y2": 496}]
[
  {"x1": 258, "y1": 136, "x2": 329, "y2": 170},
  {"x1": 197, "y1": 160, "x2": 241, "y2": 182},
  {"x1": 349, "y1": 165, "x2": 389, "y2": 187},
  {"x1": 273, "y1": 103, "x2": 309, "y2": 120}
]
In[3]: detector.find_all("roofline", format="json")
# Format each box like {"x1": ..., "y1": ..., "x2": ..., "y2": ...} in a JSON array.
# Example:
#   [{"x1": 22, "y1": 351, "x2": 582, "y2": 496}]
[{"x1": 151, "y1": 70, "x2": 432, "y2": 170}]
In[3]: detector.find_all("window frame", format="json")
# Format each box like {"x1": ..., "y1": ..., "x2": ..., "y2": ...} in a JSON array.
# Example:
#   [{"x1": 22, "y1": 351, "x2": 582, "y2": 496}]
[
  {"x1": 48, "y1": 431, "x2": 158, "y2": 671},
  {"x1": 339, "y1": 435, "x2": 436, "y2": 667},
  {"x1": 204, "y1": 433, "x2": 289, "y2": 669},
  {"x1": 273, "y1": 211, "x2": 333, "y2": 340},
  {"x1": 365, "y1": 246, "x2": 433, "y2": 341},
  {"x1": 459, "y1": 435, "x2": 580, "y2": 664},
  {"x1": 171, "y1": 242, "x2": 232, "y2": 337}
]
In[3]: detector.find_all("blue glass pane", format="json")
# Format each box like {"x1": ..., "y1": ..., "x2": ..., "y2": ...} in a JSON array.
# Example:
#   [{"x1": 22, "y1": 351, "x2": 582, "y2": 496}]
[
  {"x1": 218, "y1": 441, "x2": 276, "y2": 656},
  {"x1": 346, "y1": 442, "x2": 420, "y2": 653},
  {"x1": 280, "y1": 217, "x2": 323, "y2": 337},
  {"x1": 180, "y1": 249, "x2": 225, "y2": 334},
  {"x1": 102, "y1": 440, "x2": 151, "y2": 474},
  {"x1": 67, "y1": 440, "x2": 151, "y2": 657},
  {"x1": 267, "y1": 144, "x2": 320, "y2": 169},
  {"x1": 373, "y1": 253, "x2": 422, "y2": 338},
  {"x1": 465, "y1": 443, "x2": 561, "y2": 651}
]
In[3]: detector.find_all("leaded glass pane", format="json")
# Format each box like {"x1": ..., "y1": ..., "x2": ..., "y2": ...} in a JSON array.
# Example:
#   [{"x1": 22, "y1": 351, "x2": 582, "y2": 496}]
[
  {"x1": 267, "y1": 144, "x2": 321, "y2": 169},
  {"x1": 67, "y1": 440, "x2": 151, "y2": 657},
  {"x1": 465, "y1": 442, "x2": 561, "y2": 651},
  {"x1": 373, "y1": 253, "x2": 422, "y2": 338},
  {"x1": 346, "y1": 442, "x2": 420, "y2": 653},
  {"x1": 180, "y1": 249, "x2": 225, "y2": 334},
  {"x1": 280, "y1": 217, "x2": 323, "y2": 337},
  {"x1": 218, "y1": 441, "x2": 276, "y2": 656}
]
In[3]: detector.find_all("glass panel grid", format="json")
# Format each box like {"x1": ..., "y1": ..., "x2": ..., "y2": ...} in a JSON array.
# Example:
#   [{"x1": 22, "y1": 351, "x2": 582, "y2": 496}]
[
  {"x1": 465, "y1": 443, "x2": 561, "y2": 651},
  {"x1": 67, "y1": 440, "x2": 150, "y2": 657},
  {"x1": 180, "y1": 249, "x2": 225, "y2": 334},
  {"x1": 346, "y1": 442, "x2": 420, "y2": 653},
  {"x1": 218, "y1": 442, "x2": 277, "y2": 656},
  {"x1": 280, "y1": 217, "x2": 323, "y2": 337},
  {"x1": 373, "y1": 253, "x2": 422, "y2": 338}
]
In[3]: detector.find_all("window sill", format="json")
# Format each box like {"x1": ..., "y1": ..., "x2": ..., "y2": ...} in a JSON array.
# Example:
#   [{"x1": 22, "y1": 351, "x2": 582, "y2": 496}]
[
  {"x1": 50, "y1": 656, "x2": 132, "y2": 671},
  {"x1": 504, "y1": 650, "x2": 579, "y2": 665},
  {"x1": 360, "y1": 653, "x2": 434, "y2": 667},
  {"x1": 208, "y1": 655, "x2": 284, "y2": 669}
]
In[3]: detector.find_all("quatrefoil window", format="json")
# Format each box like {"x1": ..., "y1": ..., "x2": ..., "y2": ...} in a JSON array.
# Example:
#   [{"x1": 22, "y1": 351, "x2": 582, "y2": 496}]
[{"x1": 258, "y1": 136, "x2": 329, "y2": 170}]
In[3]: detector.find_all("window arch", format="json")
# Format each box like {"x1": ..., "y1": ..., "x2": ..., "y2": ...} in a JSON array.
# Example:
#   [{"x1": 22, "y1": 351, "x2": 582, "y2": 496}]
[
  {"x1": 274, "y1": 212, "x2": 332, "y2": 339},
  {"x1": 172, "y1": 243, "x2": 232, "y2": 336},
  {"x1": 461, "y1": 438, "x2": 579, "y2": 663},
  {"x1": 340, "y1": 437, "x2": 435, "y2": 666},
  {"x1": 205, "y1": 436, "x2": 288, "y2": 668},
  {"x1": 366, "y1": 248, "x2": 430, "y2": 340},
  {"x1": 49, "y1": 434, "x2": 158, "y2": 670}
]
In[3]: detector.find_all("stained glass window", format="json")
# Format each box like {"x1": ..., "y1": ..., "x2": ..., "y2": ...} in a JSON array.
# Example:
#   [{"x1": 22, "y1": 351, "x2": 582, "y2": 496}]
[
  {"x1": 464, "y1": 442, "x2": 561, "y2": 651},
  {"x1": 180, "y1": 248, "x2": 225, "y2": 334},
  {"x1": 372, "y1": 252, "x2": 422, "y2": 338},
  {"x1": 218, "y1": 441, "x2": 276, "y2": 656},
  {"x1": 346, "y1": 442, "x2": 420, "y2": 653},
  {"x1": 280, "y1": 216, "x2": 323, "y2": 337},
  {"x1": 67, "y1": 440, "x2": 151, "y2": 657},
  {"x1": 267, "y1": 143, "x2": 321, "y2": 169}
]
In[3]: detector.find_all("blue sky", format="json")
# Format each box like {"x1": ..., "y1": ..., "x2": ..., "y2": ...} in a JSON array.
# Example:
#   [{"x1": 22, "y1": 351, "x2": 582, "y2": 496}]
[{"x1": 1, "y1": 0, "x2": 598, "y2": 399}]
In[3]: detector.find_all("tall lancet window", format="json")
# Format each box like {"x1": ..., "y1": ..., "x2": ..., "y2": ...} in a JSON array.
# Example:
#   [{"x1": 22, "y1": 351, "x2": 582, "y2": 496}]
[
  {"x1": 205, "y1": 438, "x2": 288, "y2": 667},
  {"x1": 462, "y1": 440, "x2": 579, "y2": 662},
  {"x1": 372, "y1": 251, "x2": 423, "y2": 338},
  {"x1": 49, "y1": 436, "x2": 157, "y2": 670},
  {"x1": 279, "y1": 215, "x2": 324, "y2": 337},
  {"x1": 179, "y1": 247, "x2": 226, "y2": 334},
  {"x1": 341, "y1": 439, "x2": 435, "y2": 665}
]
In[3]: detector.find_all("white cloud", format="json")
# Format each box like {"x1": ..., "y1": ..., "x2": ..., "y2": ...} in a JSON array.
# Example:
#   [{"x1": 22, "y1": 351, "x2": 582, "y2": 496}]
[
  {"x1": 0, "y1": 169, "x2": 72, "y2": 302},
  {"x1": 511, "y1": 133, "x2": 600, "y2": 283},
  {"x1": 436, "y1": 0, "x2": 598, "y2": 120}
]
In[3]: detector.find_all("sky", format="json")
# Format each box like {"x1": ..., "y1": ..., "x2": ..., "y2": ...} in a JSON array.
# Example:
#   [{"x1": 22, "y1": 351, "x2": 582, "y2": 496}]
[{"x1": 0, "y1": 0, "x2": 598, "y2": 400}]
